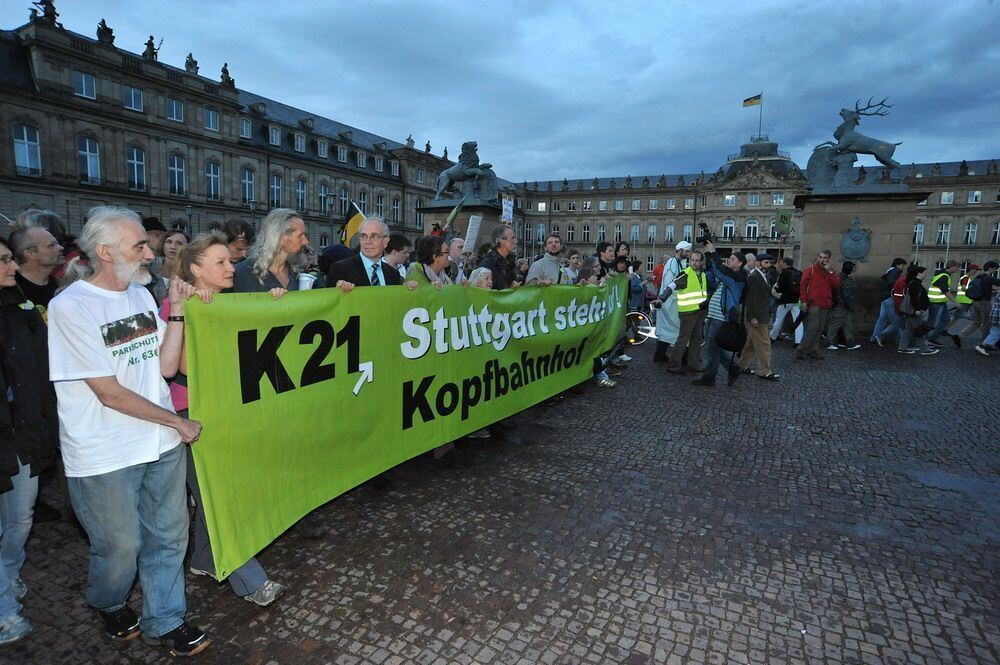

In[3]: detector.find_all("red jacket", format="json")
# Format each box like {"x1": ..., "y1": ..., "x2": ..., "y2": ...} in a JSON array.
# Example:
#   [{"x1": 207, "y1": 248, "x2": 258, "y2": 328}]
[
  {"x1": 800, "y1": 263, "x2": 842, "y2": 309},
  {"x1": 891, "y1": 274, "x2": 908, "y2": 313}
]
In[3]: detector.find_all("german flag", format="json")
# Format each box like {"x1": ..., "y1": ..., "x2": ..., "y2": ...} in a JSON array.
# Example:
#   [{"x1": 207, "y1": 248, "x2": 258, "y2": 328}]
[
  {"x1": 339, "y1": 202, "x2": 365, "y2": 245},
  {"x1": 742, "y1": 94, "x2": 762, "y2": 107}
]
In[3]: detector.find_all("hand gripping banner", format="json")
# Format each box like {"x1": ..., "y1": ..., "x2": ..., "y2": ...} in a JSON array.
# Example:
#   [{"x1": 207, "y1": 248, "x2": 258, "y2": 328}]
[{"x1": 186, "y1": 276, "x2": 626, "y2": 577}]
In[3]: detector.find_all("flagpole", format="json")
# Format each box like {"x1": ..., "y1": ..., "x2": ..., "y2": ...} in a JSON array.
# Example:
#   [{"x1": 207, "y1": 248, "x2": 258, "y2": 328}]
[{"x1": 757, "y1": 91, "x2": 763, "y2": 138}]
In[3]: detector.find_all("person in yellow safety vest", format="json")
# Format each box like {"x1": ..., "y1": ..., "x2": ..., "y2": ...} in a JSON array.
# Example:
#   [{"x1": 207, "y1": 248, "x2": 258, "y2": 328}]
[
  {"x1": 952, "y1": 264, "x2": 983, "y2": 341},
  {"x1": 926, "y1": 259, "x2": 961, "y2": 347},
  {"x1": 664, "y1": 250, "x2": 708, "y2": 374}
]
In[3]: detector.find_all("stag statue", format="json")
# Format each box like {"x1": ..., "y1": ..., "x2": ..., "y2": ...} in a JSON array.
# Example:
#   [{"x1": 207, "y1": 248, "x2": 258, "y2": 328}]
[{"x1": 815, "y1": 97, "x2": 902, "y2": 169}]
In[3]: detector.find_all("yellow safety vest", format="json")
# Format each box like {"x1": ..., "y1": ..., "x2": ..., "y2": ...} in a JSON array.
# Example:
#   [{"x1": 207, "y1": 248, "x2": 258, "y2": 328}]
[
  {"x1": 956, "y1": 274, "x2": 973, "y2": 305},
  {"x1": 676, "y1": 267, "x2": 707, "y2": 313},
  {"x1": 927, "y1": 272, "x2": 950, "y2": 303}
]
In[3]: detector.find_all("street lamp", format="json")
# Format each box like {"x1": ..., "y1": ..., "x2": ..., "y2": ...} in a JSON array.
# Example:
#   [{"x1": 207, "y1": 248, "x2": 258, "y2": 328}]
[{"x1": 185, "y1": 205, "x2": 193, "y2": 232}]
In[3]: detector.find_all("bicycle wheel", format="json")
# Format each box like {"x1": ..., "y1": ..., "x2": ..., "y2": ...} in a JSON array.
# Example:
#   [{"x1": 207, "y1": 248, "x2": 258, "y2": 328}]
[{"x1": 625, "y1": 311, "x2": 654, "y2": 345}]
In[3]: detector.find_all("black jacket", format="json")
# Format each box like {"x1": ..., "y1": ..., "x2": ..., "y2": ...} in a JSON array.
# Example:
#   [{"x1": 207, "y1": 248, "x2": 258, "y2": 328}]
[
  {"x1": 326, "y1": 254, "x2": 402, "y2": 288},
  {"x1": 478, "y1": 250, "x2": 518, "y2": 290},
  {"x1": 0, "y1": 286, "x2": 58, "y2": 492}
]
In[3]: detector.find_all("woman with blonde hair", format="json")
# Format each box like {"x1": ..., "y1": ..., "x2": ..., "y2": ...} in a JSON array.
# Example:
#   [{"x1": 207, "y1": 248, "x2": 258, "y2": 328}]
[{"x1": 162, "y1": 232, "x2": 287, "y2": 606}]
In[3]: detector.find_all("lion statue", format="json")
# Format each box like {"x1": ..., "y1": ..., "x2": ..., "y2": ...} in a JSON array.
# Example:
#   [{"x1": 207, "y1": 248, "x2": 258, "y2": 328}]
[{"x1": 434, "y1": 141, "x2": 499, "y2": 202}]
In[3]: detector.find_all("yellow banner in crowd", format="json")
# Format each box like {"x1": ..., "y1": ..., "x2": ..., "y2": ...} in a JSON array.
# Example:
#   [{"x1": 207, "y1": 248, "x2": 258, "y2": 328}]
[{"x1": 185, "y1": 276, "x2": 626, "y2": 578}]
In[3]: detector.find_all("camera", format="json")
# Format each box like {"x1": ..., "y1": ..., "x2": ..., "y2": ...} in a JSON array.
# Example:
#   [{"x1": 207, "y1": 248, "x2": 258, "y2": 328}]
[{"x1": 697, "y1": 222, "x2": 715, "y2": 246}]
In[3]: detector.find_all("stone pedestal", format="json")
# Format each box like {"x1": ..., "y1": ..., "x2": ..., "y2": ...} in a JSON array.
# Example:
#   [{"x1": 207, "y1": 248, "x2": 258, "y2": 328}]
[
  {"x1": 418, "y1": 203, "x2": 503, "y2": 251},
  {"x1": 794, "y1": 189, "x2": 930, "y2": 329}
]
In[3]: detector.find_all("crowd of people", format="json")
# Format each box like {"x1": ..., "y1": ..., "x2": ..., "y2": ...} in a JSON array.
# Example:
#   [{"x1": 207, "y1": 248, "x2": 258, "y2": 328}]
[{"x1": 1, "y1": 203, "x2": 998, "y2": 655}]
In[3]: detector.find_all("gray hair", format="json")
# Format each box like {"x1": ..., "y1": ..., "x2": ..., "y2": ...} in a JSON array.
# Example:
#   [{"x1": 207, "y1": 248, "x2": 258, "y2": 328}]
[
  {"x1": 8, "y1": 227, "x2": 35, "y2": 262},
  {"x1": 468, "y1": 267, "x2": 492, "y2": 287},
  {"x1": 16, "y1": 208, "x2": 67, "y2": 239},
  {"x1": 247, "y1": 208, "x2": 306, "y2": 283},
  {"x1": 61, "y1": 206, "x2": 141, "y2": 286},
  {"x1": 491, "y1": 224, "x2": 512, "y2": 247},
  {"x1": 361, "y1": 216, "x2": 389, "y2": 237}
]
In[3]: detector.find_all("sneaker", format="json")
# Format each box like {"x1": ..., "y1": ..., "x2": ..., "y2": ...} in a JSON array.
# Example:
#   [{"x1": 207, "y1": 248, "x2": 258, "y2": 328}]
[
  {"x1": 597, "y1": 378, "x2": 616, "y2": 388},
  {"x1": 927, "y1": 339, "x2": 945, "y2": 348},
  {"x1": 844, "y1": 344, "x2": 861, "y2": 350},
  {"x1": 465, "y1": 429, "x2": 491, "y2": 439},
  {"x1": 757, "y1": 373, "x2": 780, "y2": 381},
  {"x1": 142, "y1": 622, "x2": 211, "y2": 657},
  {"x1": 920, "y1": 348, "x2": 940, "y2": 356},
  {"x1": 897, "y1": 348, "x2": 917, "y2": 355},
  {"x1": 10, "y1": 577, "x2": 26, "y2": 601},
  {"x1": 0, "y1": 614, "x2": 32, "y2": 646},
  {"x1": 826, "y1": 344, "x2": 839, "y2": 350},
  {"x1": 244, "y1": 579, "x2": 287, "y2": 607},
  {"x1": 99, "y1": 606, "x2": 141, "y2": 641},
  {"x1": 873, "y1": 336, "x2": 884, "y2": 348},
  {"x1": 615, "y1": 354, "x2": 633, "y2": 362},
  {"x1": 975, "y1": 344, "x2": 991, "y2": 357},
  {"x1": 950, "y1": 334, "x2": 962, "y2": 349}
]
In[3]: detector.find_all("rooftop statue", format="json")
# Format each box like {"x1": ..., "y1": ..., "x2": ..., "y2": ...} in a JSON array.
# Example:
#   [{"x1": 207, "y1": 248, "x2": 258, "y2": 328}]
[
  {"x1": 433, "y1": 141, "x2": 499, "y2": 205},
  {"x1": 142, "y1": 35, "x2": 160, "y2": 61},
  {"x1": 808, "y1": 97, "x2": 905, "y2": 191},
  {"x1": 96, "y1": 18, "x2": 114, "y2": 44},
  {"x1": 31, "y1": 1, "x2": 59, "y2": 25},
  {"x1": 185, "y1": 53, "x2": 199, "y2": 74}
]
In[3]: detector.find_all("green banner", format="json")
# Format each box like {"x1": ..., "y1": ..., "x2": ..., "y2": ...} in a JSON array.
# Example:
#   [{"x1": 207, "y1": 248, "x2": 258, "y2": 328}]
[{"x1": 186, "y1": 275, "x2": 626, "y2": 578}]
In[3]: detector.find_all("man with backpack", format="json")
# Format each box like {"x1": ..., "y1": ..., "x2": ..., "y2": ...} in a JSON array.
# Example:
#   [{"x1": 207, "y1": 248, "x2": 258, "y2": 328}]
[
  {"x1": 870, "y1": 257, "x2": 907, "y2": 347},
  {"x1": 967, "y1": 261, "x2": 1000, "y2": 351},
  {"x1": 769, "y1": 257, "x2": 803, "y2": 346}
]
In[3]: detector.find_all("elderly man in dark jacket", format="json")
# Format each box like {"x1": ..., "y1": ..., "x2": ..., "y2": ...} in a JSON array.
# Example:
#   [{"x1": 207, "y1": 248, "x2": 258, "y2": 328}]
[{"x1": 738, "y1": 253, "x2": 779, "y2": 380}]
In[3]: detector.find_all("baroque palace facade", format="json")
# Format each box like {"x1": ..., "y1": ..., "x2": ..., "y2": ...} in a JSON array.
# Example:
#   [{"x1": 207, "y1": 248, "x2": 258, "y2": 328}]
[{"x1": 2, "y1": 5, "x2": 999, "y2": 272}]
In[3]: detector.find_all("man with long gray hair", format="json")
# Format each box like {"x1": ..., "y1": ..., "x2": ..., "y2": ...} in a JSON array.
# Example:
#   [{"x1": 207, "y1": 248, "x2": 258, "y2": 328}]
[
  {"x1": 231, "y1": 208, "x2": 311, "y2": 294},
  {"x1": 47, "y1": 206, "x2": 211, "y2": 657}
]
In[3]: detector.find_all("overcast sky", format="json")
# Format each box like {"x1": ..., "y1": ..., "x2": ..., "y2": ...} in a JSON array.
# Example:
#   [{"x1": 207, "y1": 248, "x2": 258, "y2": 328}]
[{"x1": 4, "y1": 1, "x2": 999, "y2": 183}]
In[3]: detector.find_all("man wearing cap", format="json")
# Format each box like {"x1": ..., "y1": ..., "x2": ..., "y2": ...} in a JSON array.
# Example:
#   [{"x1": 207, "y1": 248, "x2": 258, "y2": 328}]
[
  {"x1": 738, "y1": 253, "x2": 779, "y2": 379},
  {"x1": 141, "y1": 218, "x2": 167, "y2": 258},
  {"x1": 652, "y1": 241, "x2": 691, "y2": 361}
]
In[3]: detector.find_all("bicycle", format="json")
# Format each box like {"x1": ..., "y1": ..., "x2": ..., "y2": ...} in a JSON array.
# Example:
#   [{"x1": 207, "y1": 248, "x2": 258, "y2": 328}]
[{"x1": 625, "y1": 301, "x2": 656, "y2": 346}]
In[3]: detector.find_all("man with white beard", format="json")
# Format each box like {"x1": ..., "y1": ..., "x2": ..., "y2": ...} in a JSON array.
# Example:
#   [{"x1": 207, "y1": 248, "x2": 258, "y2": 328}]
[{"x1": 47, "y1": 207, "x2": 211, "y2": 657}]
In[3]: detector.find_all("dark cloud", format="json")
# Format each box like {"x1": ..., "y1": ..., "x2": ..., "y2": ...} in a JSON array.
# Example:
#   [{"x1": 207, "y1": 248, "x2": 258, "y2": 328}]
[{"x1": 6, "y1": 0, "x2": 997, "y2": 182}]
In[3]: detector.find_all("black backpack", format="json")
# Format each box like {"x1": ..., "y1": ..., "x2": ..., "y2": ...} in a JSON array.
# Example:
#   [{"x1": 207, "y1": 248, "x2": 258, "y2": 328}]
[
  {"x1": 966, "y1": 274, "x2": 986, "y2": 301},
  {"x1": 786, "y1": 268, "x2": 802, "y2": 298}
]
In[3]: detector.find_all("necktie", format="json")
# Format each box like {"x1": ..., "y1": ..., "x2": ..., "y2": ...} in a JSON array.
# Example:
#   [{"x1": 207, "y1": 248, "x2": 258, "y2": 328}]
[{"x1": 370, "y1": 264, "x2": 380, "y2": 286}]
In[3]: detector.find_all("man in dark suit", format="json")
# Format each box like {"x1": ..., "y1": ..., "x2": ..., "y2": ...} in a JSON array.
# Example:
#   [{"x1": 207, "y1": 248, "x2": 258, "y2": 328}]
[{"x1": 325, "y1": 217, "x2": 402, "y2": 289}]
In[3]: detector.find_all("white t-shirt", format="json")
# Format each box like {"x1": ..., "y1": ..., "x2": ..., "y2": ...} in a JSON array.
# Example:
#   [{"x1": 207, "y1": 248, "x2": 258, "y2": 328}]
[{"x1": 48, "y1": 280, "x2": 181, "y2": 477}]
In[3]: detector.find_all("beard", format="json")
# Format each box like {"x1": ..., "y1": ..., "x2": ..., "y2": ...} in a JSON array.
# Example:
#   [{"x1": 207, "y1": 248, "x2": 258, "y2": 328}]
[{"x1": 113, "y1": 252, "x2": 152, "y2": 285}]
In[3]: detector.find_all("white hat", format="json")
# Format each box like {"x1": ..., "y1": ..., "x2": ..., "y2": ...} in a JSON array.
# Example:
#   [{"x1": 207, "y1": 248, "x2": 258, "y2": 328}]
[{"x1": 675, "y1": 241, "x2": 693, "y2": 251}]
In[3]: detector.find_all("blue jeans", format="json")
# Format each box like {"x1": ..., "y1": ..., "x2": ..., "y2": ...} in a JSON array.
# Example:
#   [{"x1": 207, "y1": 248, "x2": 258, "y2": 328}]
[
  {"x1": 67, "y1": 444, "x2": 188, "y2": 637},
  {"x1": 925, "y1": 303, "x2": 949, "y2": 341},
  {"x1": 871, "y1": 297, "x2": 901, "y2": 342},
  {"x1": 700, "y1": 318, "x2": 735, "y2": 382},
  {"x1": 984, "y1": 324, "x2": 1000, "y2": 347},
  {"x1": 0, "y1": 458, "x2": 37, "y2": 619}
]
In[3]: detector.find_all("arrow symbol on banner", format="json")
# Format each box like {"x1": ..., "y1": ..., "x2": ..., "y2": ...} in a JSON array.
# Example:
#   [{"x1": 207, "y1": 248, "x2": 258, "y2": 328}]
[{"x1": 352, "y1": 361, "x2": 374, "y2": 396}]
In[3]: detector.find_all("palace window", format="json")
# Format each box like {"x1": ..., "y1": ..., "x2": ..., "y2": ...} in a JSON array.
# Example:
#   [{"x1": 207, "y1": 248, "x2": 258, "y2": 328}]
[
  {"x1": 647, "y1": 224, "x2": 657, "y2": 243},
  {"x1": 318, "y1": 140, "x2": 328, "y2": 158},
  {"x1": 240, "y1": 118, "x2": 252, "y2": 138},
  {"x1": 269, "y1": 127, "x2": 281, "y2": 146},
  {"x1": 722, "y1": 219, "x2": 735, "y2": 239},
  {"x1": 583, "y1": 201, "x2": 592, "y2": 212},
  {"x1": 167, "y1": 153, "x2": 185, "y2": 195},
  {"x1": 415, "y1": 199, "x2": 424, "y2": 226},
  {"x1": 294, "y1": 134, "x2": 305, "y2": 152},
  {"x1": 629, "y1": 224, "x2": 639, "y2": 242},
  {"x1": 567, "y1": 224, "x2": 575, "y2": 242},
  {"x1": 415, "y1": 168, "x2": 425, "y2": 184},
  {"x1": 968, "y1": 190, "x2": 981, "y2": 204},
  {"x1": 665, "y1": 225, "x2": 675, "y2": 242},
  {"x1": 126, "y1": 146, "x2": 145, "y2": 191},
  {"x1": 599, "y1": 200, "x2": 608, "y2": 212},
  {"x1": 553, "y1": 201, "x2": 561, "y2": 212},
  {"x1": 73, "y1": 71, "x2": 96, "y2": 99},
  {"x1": 358, "y1": 190, "x2": 368, "y2": 214},
  {"x1": 684, "y1": 197, "x2": 694, "y2": 210},
  {"x1": 123, "y1": 85, "x2": 143, "y2": 112},
  {"x1": 376, "y1": 194, "x2": 385, "y2": 217},
  {"x1": 748, "y1": 193, "x2": 760, "y2": 206},
  {"x1": 390, "y1": 160, "x2": 399, "y2": 176},
  {"x1": 392, "y1": 197, "x2": 400, "y2": 223},
  {"x1": 666, "y1": 198, "x2": 676, "y2": 209},
  {"x1": 204, "y1": 108, "x2": 219, "y2": 132},
  {"x1": 77, "y1": 137, "x2": 101, "y2": 184},
  {"x1": 356, "y1": 152, "x2": 367, "y2": 168},
  {"x1": 936, "y1": 223, "x2": 950, "y2": 245},
  {"x1": 339, "y1": 187, "x2": 350, "y2": 216},
  {"x1": 613, "y1": 224, "x2": 622, "y2": 242},
  {"x1": 649, "y1": 199, "x2": 658, "y2": 211},
  {"x1": 682, "y1": 224, "x2": 693, "y2": 242},
  {"x1": 724, "y1": 194, "x2": 736, "y2": 207},
  {"x1": 582, "y1": 225, "x2": 591, "y2": 242},
  {"x1": 241, "y1": 168, "x2": 255, "y2": 204},
  {"x1": 538, "y1": 202, "x2": 547, "y2": 212},
  {"x1": 13, "y1": 124, "x2": 41, "y2": 175},
  {"x1": 598, "y1": 225, "x2": 607, "y2": 241},
  {"x1": 167, "y1": 99, "x2": 184, "y2": 123},
  {"x1": 269, "y1": 174, "x2": 282, "y2": 208},
  {"x1": 319, "y1": 183, "x2": 330, "y2": 215},
  {"x1": 992, "y1": 221, "x2": 1000, "y2": 245},
  {"x1": 295, "y1": 178, "x2": 307, "y2": 210},
  {"x1": 632, "y1": 199, "x2": 641, "y2": 211},
  {"x1": 568, "y1": 201, "x2": 577, "y2": 211},
  {"x1": 772, "y1": 193, "x2": 784, "y2": 205},
  {"x1": 374, "y1": 155, "x2": 383, "y2": 172},
  {"x1": 205, "y1": 161, "x2": 221, "y2": 200},
  {"x1": 745, "y1": 219, "x2": 759, "y2": 239},
  {"x1": 615, "y1": 199, "x2": 624, "y2": 212},
  {"x1": 941, "y1": 191, "x2": 954, "y2": 205},
  {"x1": 964, "y1": 222, "x2": 977, "y2": 245},
  {"x1": 913, "y1": 223, "x2": 924, "y2": 246},
  {"x1": 337, "y1": 146, "x2": 347, "y2": 162}
]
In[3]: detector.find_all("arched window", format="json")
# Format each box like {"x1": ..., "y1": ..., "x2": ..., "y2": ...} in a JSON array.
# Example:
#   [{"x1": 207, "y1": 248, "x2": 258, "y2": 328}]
[
  {"x1": 126, "y1": 146, "x2": 146, "y2": 191},
  {"x1": 415, "y1": 198, "x2": 424, "y2": 226},
  {"x1": 320, "y1": 232, "x2": 330, "y2": 248},
  {"x1": 745, "y1": 218, "x2": 759, "y2": 239},
  {"x1": 647, "y1": 224, "x2": 657, "y2": 243},
  {"x1": 295, "y1": 178, "x2": 307, "y2": 211},
  {"x1": 269, "y1": 174, "x2": 282, "y2": 208},
  {"x1": 722, "y1": 219, "x2": 735, "y2": 239},
  {"x1": 319, "y1": 182, "x2": 330, "y2": 215},
  {"x1": 241, "y1": 168, "x2": 255, "y2": 204},
  {"x1": 79, "y1": 136, "x2": 101, "y2": 184},
  {"x1": 205, "y1": 161, "x2": 221, "y2": 200},
  {"x1": 567, "y1": 224, "x2": 575, "y2": 242},
  {"x1": 339, "y1": 186, "x2": 350, "y2": 216},
  {"x1": 167, "y1": 153, "x2": 184, "y2": 194},
  {"x1": 358, "y1": 189, "x2": 368, "y2": 214}
]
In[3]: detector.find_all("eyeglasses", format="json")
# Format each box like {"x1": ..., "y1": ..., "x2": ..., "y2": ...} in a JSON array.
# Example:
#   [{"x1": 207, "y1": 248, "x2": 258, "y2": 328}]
[{"x1": 358, "y1": 233, "x2": 385, "y2": 242}]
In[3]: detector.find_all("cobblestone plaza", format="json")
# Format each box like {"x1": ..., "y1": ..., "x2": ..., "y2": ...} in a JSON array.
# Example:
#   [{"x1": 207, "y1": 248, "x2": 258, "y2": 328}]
[{"x1": 5, "y1": 340, "x2": 998, "y2": 664}]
